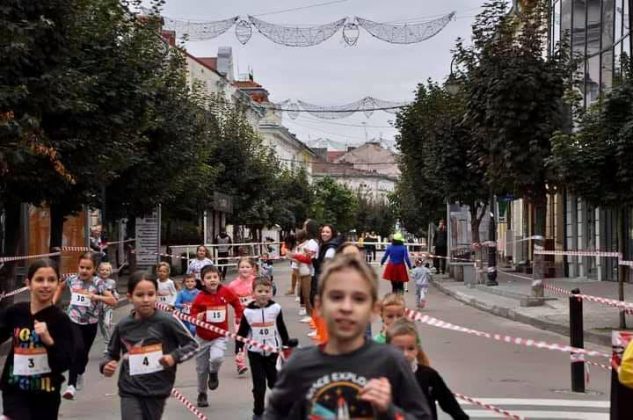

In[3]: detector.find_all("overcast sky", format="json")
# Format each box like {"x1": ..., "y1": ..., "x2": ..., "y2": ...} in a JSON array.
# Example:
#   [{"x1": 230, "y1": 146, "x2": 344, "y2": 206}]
[{"x1": 152, "y1": 0, "x2": 486, "y2": 148}]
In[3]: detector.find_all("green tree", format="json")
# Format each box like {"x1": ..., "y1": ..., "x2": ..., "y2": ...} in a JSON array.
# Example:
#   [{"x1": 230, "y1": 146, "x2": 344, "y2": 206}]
[
  {"x1": 354, "y1": 193, "x2": 396, "y2": 238},
  {"x1": 270, "y1": 167, "x2": 313, "y2": 233},
  {"x1": 549, "y1": 61, "x2": 633, "y2": 326},
  {"x1": 456, "y1": 0, "x2": 574, "y2": 294},
  {"x1": 311, "y1": 177, "x2": 358, "y2": 234},
  {"x1": 395, "y1": 80, "x2": 488, "y2": 247}
]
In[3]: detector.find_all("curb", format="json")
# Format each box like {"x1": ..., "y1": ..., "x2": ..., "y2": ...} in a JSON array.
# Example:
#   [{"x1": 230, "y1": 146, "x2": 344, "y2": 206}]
[{"x1": 431, "y1": 279, "x2": 612, "y2": 348}]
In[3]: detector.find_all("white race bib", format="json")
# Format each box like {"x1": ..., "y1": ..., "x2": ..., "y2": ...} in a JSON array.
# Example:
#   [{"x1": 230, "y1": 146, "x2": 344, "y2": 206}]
[
  {"x1": 181, "y1": 304, "x2": 191, "y2": 315},
  {"x1": 129, "y1": 344, "x2": 164, "y2": 376},
  {"x1": 239, "y1": 296, "x2": 252, "y2": 306},
  {"x1": 71, "y1": 292, "x2": 91, "y2": 307},
  {"x1": 13, "y1": 347, "x2": 51, "y2": 376},
  {"x1": 253, "y1": 322, "x2": 275, "y2": 339},
  {"x1": 158, "y1": 295, "x2": 171, "y2": 304},
  {"x1": 206, "y1": 307, "x2": 226, "y2": 323}
]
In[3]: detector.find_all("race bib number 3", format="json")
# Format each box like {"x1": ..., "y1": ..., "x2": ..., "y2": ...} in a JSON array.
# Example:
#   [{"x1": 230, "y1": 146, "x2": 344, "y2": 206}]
[
  {"x1": 71, "y1": 292, "x2": 91, "y2": 307},
  {"x1": 129, "y1": 344, "x2": 164, "y2": 376},
  {"x1": 206, "y1": 307, "x2": 226, "y2": 323},
  {"x1": 13, "y1": 347, "x2": 51, "y2": 376}
]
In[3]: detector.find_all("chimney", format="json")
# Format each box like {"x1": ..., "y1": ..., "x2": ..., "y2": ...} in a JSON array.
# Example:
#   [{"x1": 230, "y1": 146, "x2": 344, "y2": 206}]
[{"x1": 216, "y1": 47, "x2": 234, "y2": 81}]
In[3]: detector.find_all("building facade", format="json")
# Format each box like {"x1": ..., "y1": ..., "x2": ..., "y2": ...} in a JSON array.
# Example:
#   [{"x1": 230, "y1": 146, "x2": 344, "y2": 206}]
[{"x1": 544, "y1": 0, "x2": 631, "y2": 280}]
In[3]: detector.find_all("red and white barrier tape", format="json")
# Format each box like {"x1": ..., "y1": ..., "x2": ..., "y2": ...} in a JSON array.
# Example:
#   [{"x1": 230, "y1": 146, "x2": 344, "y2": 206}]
[
  {"x1": 534, "y1": 248, "x2": 633, "y2": 267},
  {"x1": 0, "y1": 251, "x2": 61, "y2": 263},
  {"x1": 405, "y1": 308, "x2": 611, "y2": 359},
  {"x1": 171, "y1": 388, "x2": 208, "y2": 420},
  {"x1": 59, "y1": 246, "x2": 92, "y2": 252},
  {"x1": 454, "y1": 393, "x2": 522, "y2": 420},
  {"x1": 155, "y1": 302, "x2": 279, "y2": 353}
]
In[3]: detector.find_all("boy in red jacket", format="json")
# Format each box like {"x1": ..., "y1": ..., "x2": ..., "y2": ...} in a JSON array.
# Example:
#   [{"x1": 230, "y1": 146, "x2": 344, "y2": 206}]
[{"x1": 191, "y1": 265, "x2": 243, "y2": 408}]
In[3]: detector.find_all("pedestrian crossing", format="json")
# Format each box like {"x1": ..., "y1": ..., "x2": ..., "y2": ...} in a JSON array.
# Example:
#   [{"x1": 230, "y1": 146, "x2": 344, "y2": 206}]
[{"x1": 439, "y1": 398, "x2": 610, "y2": 419}]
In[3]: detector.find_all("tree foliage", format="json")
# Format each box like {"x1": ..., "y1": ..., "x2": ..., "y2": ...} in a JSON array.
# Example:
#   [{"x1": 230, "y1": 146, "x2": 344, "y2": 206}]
[{"x1": 311, "y1": 177, "x2": 358, "y2": 234}]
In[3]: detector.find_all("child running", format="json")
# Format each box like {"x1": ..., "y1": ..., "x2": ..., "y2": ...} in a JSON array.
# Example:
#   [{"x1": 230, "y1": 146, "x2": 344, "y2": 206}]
[
  {"x1": 100, "y1": 271, "x2": 198, "y2": 420},
  {"x1": 53, "y1": 251, "x2": 117, "y2": 400},
  {"x1": 97, "y1": 261, "x2": 120, "y2": 354},
  {"x1": 228, "y1": 257, "x2": 257, "y2": 376},
  {"x1": 374, "y1": 293, "x2": 406, "y2": 344},
  {"x1": 236, "y1": 276, "x2": 290, "y2": 420},
  {"x1": 187, "y1": 245, "x2": 214, "y2": 289},
  {"x1": 0, "y1": 259, "x2": 74, "y2": 420},
  {"x1": 411, "y1": 260, "x2": 432, "y2": 309},
  {"x1": 191, "y1": 265, "x2": 243, "y2": 408},
  {"x1": 174, "y1": 273, "x2": 200, "y2": 336},
  {"x1": 156, "y1": 262, "x2": 178, "y2": 308},
  {"x1": 387, "y1": 318, "x2": 469, "y2": 420},
  {"x1": 265, "y1": 254, "x2": 431, "y2": 419}
]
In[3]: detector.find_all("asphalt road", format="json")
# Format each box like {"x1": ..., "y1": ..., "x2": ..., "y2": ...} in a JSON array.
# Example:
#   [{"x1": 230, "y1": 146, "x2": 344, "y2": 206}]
[{"x1": 22, "y1": 262, "x2": 611, "y2": 419}]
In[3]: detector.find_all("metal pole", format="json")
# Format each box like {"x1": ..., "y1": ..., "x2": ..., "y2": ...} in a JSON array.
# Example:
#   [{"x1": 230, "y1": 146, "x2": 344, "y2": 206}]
[
  {"x1": 487, "y1": 190, "x2": 498, "y2": 286},
  {"x1": 570, "y1": 288, "x2": 585, "y2": 392}
]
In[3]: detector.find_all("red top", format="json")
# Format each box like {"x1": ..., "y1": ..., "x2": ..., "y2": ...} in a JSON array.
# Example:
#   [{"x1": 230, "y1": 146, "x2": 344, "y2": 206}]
[{"x1": 191, "y1": 285, "x2": 243, "y2": 341}]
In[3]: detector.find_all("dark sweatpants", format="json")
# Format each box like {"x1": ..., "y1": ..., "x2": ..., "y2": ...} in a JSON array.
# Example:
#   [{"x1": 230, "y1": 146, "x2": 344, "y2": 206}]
[
  {"x1": 248, "y1": 351, "x2": 278, "y2": 415},
  {"x1": 120, "y1": 396, "x2": 167, "y2": 420},
  {"x1": 69, "y1": 322, "x2": 98, "y2": 387},
  {"x1": 3, "y1": 389, "x2": 61, "y2": 420}
]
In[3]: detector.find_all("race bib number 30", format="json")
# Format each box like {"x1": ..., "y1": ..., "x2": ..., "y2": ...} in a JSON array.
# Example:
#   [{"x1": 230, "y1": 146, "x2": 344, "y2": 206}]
[
  {"x1": 129, "y1": 344, "x2": 164, "y2": 376},
  {"x1": 71, "y1": 292, "x2": 91, "y2": 307},
  {"x1": 206, "y1": 307, "x2": 226, "y2": 323},
  {"x1": 13, "y1": 347, "x2": 51, "y2": 376}
]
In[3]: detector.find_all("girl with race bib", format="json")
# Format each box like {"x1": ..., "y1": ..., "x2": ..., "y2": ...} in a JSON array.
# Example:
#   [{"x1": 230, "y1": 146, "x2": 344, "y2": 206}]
[
  {"x1": 156, "y1": 262, "x2": 178, "y2": 308},
  {"x1": 191, "y1": 265, "x2": 243, "y2": 408},
  {"x1": 228, "y1": 257, "x2": 257, "y2": 376},
  {"x1": 53, "y1": 251, "x2": 116, "y2": 400},
  {"x1": 0, "y1": 259, "x2": 73, "y2": 420},
  {"x1": 101, "y1": 271, "x2": 198, "y2": 420},
  {"x1": 97, "y1": 261, "x2": 119, "y2": 354}
]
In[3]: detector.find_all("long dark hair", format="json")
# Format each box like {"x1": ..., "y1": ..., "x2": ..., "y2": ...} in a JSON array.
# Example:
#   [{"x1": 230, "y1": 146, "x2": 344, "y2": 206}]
[
  {"x1": 320, "y1": 224, "x2": 338, "y2": 245},
  {"x1": 304, "y1": 219, "x2": 320, "y2": 240},
  {"x1": 27, "y1": 259, "x2": 60, "y2": 281}
]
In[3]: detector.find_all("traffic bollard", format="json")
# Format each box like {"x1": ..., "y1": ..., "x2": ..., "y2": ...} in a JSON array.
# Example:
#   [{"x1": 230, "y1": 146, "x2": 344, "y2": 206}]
[{"x1": 570, "y1": 288, "x2": 585, "y2": 392}]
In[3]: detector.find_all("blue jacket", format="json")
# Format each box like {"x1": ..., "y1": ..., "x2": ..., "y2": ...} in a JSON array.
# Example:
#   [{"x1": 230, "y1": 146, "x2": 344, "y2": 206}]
[{"x1": 381, "y1": 244, "x2": 412, "y2": 269}]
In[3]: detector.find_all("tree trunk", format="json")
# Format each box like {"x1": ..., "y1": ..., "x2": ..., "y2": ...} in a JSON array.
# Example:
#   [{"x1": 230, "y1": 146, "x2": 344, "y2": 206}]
[
  {"x1": 0, "y1": 201, "x2": 22, "y2": 306},
  {"x1": 531, "y1": 194, "x2": 547, "y2": 299},
  {"x1": 470, "y1": 203, "x2": 487, "y2": 284},
  {"x1": 49, "y1": 202, "x2": 66, "y2": 258},
  {"x1": 617, "y1": 206, "x2": 627, "y2": 329}
]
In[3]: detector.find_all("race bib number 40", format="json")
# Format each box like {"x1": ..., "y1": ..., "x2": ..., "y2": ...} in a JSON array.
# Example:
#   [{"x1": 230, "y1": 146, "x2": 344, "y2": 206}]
[
  {"x1": 71, "y1": 292, "x2": 91, "y2": 307},
  {"x1": 253, "y1": 322, "x2": 275, "y2": 339},
  {"x1": 13, "y1": 347, "x2": 51, "y2": 376},
  {"x1": 129, "y1": 344, "x2": 164, "y2": 376},
  {"x1": 206, "y1": 307, "x2": 226, "y2": 323}
]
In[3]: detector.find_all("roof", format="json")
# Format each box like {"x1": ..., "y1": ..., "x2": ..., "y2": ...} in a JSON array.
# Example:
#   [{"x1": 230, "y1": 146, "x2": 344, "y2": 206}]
[
  {"x1": 327, "y1": 151, "x2": 346, "y2": 162},
  {"x1": 198, "y1": 57, "x2": 217, "y2": 71},
  {"x1": 334, "y1": 142, "x2": 397, "y2": 165},
  {"x1": 312, "y1": 161, "x2": 397, "y2": 181}
]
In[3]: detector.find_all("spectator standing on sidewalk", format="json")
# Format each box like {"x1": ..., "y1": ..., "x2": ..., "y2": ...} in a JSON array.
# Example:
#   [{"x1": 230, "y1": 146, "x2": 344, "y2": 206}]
[
  {"x1": 433, "y1": 220, "x2": 448, "y2": 275},
  {"x1": 214, "y1": 229, "x2": 232, "y2": 280}
]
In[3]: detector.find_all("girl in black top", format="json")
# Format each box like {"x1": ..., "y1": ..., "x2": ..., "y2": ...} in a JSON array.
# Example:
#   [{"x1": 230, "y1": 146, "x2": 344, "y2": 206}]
[
  {"x1": 0, "y1": 259, "x2": 74, "y2": 420},
  {"x1": 387, "y1": 318, "x2": 469, "y2": 420}
]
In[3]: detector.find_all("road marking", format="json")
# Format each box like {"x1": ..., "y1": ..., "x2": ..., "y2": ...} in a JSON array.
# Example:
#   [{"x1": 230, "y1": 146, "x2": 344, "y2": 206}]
[
  {"x1": 463, "y1": 409, "x2": 608, "y2": 419},
  {"x1": 458, "y1": 398, "x2": 610, "y2": 408}
]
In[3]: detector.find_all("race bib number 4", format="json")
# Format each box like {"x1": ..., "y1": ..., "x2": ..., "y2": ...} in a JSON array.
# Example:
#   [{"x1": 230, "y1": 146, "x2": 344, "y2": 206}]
[
  {"x1": 71, "y1": 292, "x2": 91, "y2": 307},
  {"x1": 13, "y1": 347, "x2": 51, "y2": 376},
  {"x1": 129, "y1": 344, "x2": 164, "y2": 376},
  {"x1": 206, "y1": 307, "x2": 226, "y2": 323},
  {"x1": 253, "y1": 322, "x2": 275, "y2": 339}
]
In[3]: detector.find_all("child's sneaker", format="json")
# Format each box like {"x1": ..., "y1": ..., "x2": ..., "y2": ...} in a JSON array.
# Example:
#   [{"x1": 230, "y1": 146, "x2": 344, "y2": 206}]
[
  {"x1": 197, "y1": 393, "x2": 209, "y2": 407},
  {"x1": 208, "y1": 372, "x2": 219, "y2": 390},
  {"x1": 298, "y1": 307, "x2": 307, "y2": 316},
  {"x1": 63, "y1": 385, "x2": 76, "y2": 400},
  {"x1": 238, "y1": 366, "x2": 249, "y2": 375}
]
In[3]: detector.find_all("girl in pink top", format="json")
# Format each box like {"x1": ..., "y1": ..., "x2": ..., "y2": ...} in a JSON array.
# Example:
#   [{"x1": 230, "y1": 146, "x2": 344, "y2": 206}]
[{"x1": 227, "y1": 257, "x2": 257, "y2": 375}]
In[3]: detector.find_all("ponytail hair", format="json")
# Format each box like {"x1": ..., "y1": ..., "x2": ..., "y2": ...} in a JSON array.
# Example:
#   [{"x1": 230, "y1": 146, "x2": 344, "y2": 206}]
[{"x1": 386, "y1": 318, "x2": 431, "y2": 367}]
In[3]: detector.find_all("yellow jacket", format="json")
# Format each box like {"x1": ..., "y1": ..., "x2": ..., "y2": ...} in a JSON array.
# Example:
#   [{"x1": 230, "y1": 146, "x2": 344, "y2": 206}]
[{"x1": 619, "y1": 340, "x2": 633, "y2": 388}]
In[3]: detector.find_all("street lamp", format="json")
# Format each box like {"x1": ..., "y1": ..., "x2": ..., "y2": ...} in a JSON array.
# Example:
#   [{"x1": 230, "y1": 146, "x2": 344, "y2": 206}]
[{"x1": 445, "y1": 56, "x2": 461, "y2": 96}]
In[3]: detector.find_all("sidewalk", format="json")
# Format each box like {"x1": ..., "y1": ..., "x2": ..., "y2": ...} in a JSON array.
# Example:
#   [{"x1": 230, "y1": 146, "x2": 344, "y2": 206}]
[{"x1": 431, "y1": 268, "x2": 633, "y2": 347}]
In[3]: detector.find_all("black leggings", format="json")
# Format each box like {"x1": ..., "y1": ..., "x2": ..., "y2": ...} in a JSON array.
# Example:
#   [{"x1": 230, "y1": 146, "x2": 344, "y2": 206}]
[
  {"x1": 248, "y1": 351, "x2": 278, "y2": 415},
  {"x1": 3, "y1": 388, "x2": 61, "y2": 420},
  {"x1": 391, "y1": 281, "x2": 404, "y2": 294},
  {"x1": 69, "y1": 322, "x2": 99, "y2": 386}
]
